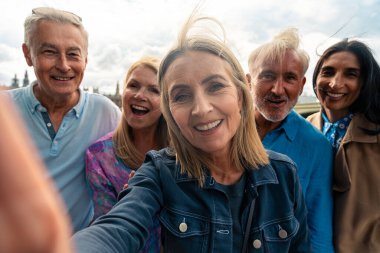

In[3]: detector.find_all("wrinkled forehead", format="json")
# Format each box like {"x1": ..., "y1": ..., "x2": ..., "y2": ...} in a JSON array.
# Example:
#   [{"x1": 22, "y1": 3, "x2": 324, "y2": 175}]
[
  {"x1": 32, "y1": 20, "x2": 88, "y2": 50},
  {"x1": 163, "y1": 50, "x2": 234, "y2": 88}
]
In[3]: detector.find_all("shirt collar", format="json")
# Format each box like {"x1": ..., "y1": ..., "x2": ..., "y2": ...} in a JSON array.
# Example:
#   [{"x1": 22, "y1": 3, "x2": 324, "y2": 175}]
[
  {"x1": 173, "y1": 161, "x2": 278, "y2": 189},
  {"x1": 274, "y1": 110, "x2": 299, "y2": 142},
  {"x1": 26, "y1": 81, "x2": 85, "y2": 118},
  {"x1": 344, "y1": 113, "x2": 379, "y2": 144},
  {"x1": 26, "y1": 81, "x2": 43, "y2": 114}
]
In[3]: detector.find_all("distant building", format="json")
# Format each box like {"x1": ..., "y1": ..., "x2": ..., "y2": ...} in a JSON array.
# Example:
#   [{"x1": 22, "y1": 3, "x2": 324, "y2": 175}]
[
  {"x1": 23, "y1": 71, "x2": 30, "y2": 87},
  {"x1": 11, "y1": 74, "x2": 19, "y2": 89},
  {"x1": 105, "y1": 81, "x2": 121, "y2": 108},
  {"x1": 90, "y1": 82, "x2": 121, "y2": 108}
]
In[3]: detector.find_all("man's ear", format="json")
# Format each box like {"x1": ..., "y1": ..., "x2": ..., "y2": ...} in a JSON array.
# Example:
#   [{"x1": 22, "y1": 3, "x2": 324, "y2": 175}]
[
  {"x1": 299, "y1": 76, "x2": 306, "y2": 95},
  {"x1": 246, "y1": 73, "x2": 252, "y2": 89},
  {"x1": 22, "y1": 43, "x2": 33, "y2": 67}
]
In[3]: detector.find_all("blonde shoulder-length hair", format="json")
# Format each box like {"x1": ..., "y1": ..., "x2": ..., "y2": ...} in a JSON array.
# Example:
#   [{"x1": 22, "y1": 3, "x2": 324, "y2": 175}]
[
  {"x1": 159, "y1": 15, "x2": 269, "y2": 186},
  {"x1": 113, "y1": 56, "x2": 169, "y2": 169}
]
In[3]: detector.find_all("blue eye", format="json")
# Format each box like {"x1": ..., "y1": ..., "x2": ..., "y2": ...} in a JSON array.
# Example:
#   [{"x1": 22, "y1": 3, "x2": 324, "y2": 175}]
[
  {"x1": 285, "y1": 74, "x2": 298, "y2": 82},
  {"x1": 208, "y1": 82, "x2": 225, "y2": 92},
  {"x1": 172, "y1": 92, "x2": 192, "y2": 103},
  {"x1": 43, "y1": 50, "x2": 56, "y2": 55},
  {"x1": 260, "y1": 72, "x2": 276, "y2": 81},
  {"x1": 68, "y1": 52, "x2": 80, "y2": 58}
]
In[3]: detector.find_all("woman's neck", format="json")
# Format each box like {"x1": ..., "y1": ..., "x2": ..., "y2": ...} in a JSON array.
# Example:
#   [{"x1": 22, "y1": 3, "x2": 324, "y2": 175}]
[
  {"x1": 324, "y1": 108, "x2": 350, "y2": 123},
  {"x1": 132, "y1": 127, "x2": 159, "y2": 155},
  {"x1": 208, "y1": 152, "x2": 243, "y2": 185}
]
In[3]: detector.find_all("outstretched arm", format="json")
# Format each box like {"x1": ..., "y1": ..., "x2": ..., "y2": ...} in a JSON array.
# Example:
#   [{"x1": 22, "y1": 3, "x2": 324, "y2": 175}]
[
  {"x1": 0, "y1": 95, "x2": 73, "y2": 253},
  {"x1": 74, "y1": 158, "x2": 163, "y2": 253}
]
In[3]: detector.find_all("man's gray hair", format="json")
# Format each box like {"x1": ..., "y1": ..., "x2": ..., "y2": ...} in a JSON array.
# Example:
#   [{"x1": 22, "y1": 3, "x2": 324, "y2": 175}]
[
  {"x1": 24, "y1": 7, "x2": 88, "y2": 52},
  {"x1": 248, "y1": 28, "x2": 309, "y2": 75}
]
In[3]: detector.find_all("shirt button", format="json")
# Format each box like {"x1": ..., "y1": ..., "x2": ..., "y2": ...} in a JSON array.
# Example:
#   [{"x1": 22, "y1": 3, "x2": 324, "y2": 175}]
[
  {"x1": 278, "y1": 229, "x2": 288, "y2": 239},
  {"x1": 179, "y1": 222, "x2": 188, "y2": 232},
  {"x1": 253, "y1": 239, "x2": 262, "y2": 249},
  {"x1": 47, "y1": 123, "x2": 52, "y2": 127}
]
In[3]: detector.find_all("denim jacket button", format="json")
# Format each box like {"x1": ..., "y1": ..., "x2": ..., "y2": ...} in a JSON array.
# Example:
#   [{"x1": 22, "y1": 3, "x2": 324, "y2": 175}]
[
  {"x1": 278, "y1": 229, "x2": 288, "y2": 239},
  {"x1": 179, "y1": 222, "x2": 188, "y2": 232},
  {"x1": 253, "y1": 239, "x2": 262, "y2": 249}
]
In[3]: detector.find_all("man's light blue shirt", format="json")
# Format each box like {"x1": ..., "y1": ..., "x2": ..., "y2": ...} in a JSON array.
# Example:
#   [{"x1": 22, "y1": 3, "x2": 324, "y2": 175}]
[
  {"x1": 7, "y1": 83, "x2": 121, "y2": 232},
  {"x1": 262, "y1": 110, "x2": 334, "y2": 253}
]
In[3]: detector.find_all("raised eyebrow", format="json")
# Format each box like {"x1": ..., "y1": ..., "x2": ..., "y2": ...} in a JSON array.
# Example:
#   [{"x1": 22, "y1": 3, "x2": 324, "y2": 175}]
[
  {"x1": 346, "y1": 67, "x2": 360, "y2": 73},
  {"x1": 202, "y1": 74, "x2": 227, "y2": 85},
  {"x1": 148, "y1": 84, "x2": 160, "y2": 91},
  {"x1": 284, "y1": 71, "x2": 298, "y2": 77},
  {"x1": 169, "y1": 84, "x2": 189, "y2": 97},
  {"x1": 320, "y1": 66, "x2": 334, "y2": 71},
  {"x1": 126, "y1": 78, "x2": 140, "y2": 85},
  {"x1": 39, "y1": 43, "x2": 82, "y2": 53},
  {"x1": 39, "y1": 43, "x2": 57, "y2": 50},
  {"x1": 67, "y1": 47, "x2": 82, "y2": 52},
  {"x1": 259, "y1": 70, "x2": 275, "y2": 76}
]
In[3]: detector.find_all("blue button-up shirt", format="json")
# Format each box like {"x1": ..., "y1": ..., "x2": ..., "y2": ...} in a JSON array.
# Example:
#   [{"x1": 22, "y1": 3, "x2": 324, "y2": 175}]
[
  {"x1": 262, "y1": 110, "x2": 334, "y2": 253},
  {"x1": 6, "y1": 83, "x2": 121, "y2": 232}
]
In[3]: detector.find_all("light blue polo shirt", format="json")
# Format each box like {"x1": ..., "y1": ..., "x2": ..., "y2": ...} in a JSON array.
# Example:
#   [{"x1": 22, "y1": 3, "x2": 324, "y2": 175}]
[
  {"x1": 6, "y1": 83, "x2": 121, "y2": 232},
  {"x1": 262, "y1": 110, "x2": 334, "y2": 253}
]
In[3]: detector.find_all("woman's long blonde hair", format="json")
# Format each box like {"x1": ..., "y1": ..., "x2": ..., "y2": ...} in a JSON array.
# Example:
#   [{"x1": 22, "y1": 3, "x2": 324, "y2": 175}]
[
  {"x1": 113, "y1": 56, "x2": 169, "y2": 169},
  {"x1": 159, "y1": 15, "x2": 269, "y2": 186}
]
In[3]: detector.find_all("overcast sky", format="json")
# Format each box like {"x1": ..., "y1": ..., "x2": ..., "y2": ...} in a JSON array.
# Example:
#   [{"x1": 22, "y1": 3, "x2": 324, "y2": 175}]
[{"x1": 1, "y1": 0, "x2": 379, "y2": 96}]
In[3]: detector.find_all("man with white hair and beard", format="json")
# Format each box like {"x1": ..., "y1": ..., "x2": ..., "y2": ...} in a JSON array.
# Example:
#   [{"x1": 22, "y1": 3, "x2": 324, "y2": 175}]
[{"x1": 246, "y1": 28, "x2": 335, "y2": 253}]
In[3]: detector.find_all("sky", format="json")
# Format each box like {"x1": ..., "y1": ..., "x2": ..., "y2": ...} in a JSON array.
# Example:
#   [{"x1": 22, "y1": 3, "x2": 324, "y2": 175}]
[{"x1": 1, "y1": 0, "x2": 380, "y2": 97}]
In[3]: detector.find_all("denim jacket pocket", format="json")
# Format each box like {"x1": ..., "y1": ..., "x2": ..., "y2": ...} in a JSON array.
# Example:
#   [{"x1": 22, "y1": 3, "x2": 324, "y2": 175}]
[
  {"x1": 159, "y1": 208, "x2": 210, "y2": 253},
  {"x1": 250, "y1": 216, "x2": 300, "y2": 252}
]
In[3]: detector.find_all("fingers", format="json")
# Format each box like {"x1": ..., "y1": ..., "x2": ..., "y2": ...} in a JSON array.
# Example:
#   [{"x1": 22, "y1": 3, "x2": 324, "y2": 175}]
[{"x1": 122, "y1": 170, "x2": 136, "y2": 190}]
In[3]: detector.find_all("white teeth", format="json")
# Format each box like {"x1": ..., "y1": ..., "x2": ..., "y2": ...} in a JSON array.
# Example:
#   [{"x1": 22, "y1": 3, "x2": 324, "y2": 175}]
[
  {"x1": 131, "y1": 105, "x2": 148, "y2": 111},
  {"x1": 54, "y1": 76, "x2": 71, "y2": 81},
  {"x1": 195, "y1": 120, "x2": 222, "y2": 131},
  {"x1": 327, "y1": 92, "x2": 344, "y2": 98}
]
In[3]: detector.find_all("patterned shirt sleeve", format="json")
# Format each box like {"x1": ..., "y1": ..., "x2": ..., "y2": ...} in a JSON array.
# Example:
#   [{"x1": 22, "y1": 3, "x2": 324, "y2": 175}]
[{"x1": 85, "y1": 144, "x2": 120, "y2": 221}]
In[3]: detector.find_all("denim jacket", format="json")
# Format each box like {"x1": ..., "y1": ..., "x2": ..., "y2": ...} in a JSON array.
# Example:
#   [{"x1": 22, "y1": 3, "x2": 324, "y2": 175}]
[{"x1": 73, "y1": 148, "x2": 310, "y2": 253}]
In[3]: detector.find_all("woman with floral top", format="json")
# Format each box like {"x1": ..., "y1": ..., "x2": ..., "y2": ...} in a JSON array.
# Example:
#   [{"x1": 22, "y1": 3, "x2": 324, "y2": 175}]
[{"x1": 85, "y1": 56, "x2": 168, "y2": 253}]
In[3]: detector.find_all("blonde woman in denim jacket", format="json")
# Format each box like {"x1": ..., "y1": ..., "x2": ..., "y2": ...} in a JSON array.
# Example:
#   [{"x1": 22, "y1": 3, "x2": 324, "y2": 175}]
[{"x1": 73, "y1": 14, "x2": 310, "y2": 253}]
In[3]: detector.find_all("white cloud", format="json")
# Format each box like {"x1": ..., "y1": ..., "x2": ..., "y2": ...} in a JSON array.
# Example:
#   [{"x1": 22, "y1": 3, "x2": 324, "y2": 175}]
[{"x1": 1, "y1": 0, "x2": 379, "y2": 100}]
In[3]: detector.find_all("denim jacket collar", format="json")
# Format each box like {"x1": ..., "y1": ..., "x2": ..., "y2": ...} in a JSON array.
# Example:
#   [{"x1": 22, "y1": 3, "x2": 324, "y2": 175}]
[{"x1": 171, "y1": 155, "x2": 279, "y2": 196}]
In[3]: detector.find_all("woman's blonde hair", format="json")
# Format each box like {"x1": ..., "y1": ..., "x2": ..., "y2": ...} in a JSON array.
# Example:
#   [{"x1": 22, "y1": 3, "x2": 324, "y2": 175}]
[
  {"x1": 113, "y1": 56, "x2": 168, "y2": 169},
  {"x1": 159, "y1": 15, "x2": 269, "y2": 186}
]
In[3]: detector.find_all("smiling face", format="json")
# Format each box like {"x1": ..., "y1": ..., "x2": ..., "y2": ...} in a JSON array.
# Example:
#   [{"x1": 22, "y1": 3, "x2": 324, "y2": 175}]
[
  {"x1": 164, "y1": 51, "x2": 242, "y2": 158},
  {"x1": 123, "y1": 65, "x2": 161, "y2": 131},
  {"x1": 250, "y1": 50, "x2": 305, "y2": 123},
  {"x1": 316, "y1": 51, "x2": 361, "y2": 122},
  {"x1": 23, "y1": 20, "x2": 87, "y2": 101}
]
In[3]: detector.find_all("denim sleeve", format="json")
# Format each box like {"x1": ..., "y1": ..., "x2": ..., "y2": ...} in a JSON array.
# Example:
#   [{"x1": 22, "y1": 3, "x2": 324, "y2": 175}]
[
  {"x1": 306, "y1": 144, "x2": 335, "y2": 253},
  {"x1": 290, "y1": 164, "x2": 312, "y2": 253},
  {"x1": 73, "y1": 157, "x2": 163, "y2": 253}
]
